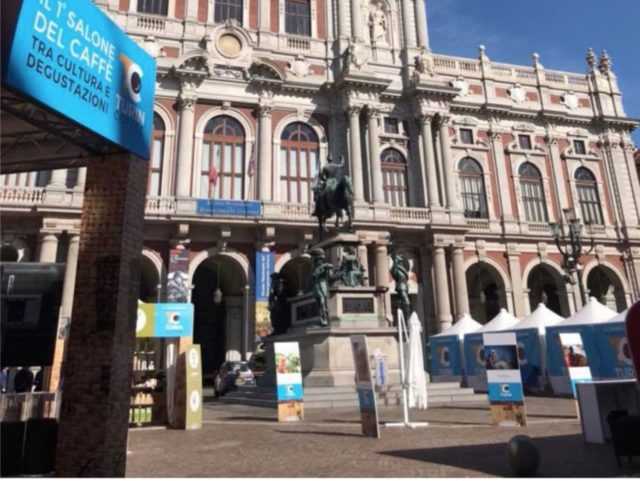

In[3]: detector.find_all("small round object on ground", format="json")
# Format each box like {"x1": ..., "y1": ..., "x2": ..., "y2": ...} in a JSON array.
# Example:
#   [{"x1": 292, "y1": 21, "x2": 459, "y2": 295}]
[{"x1": 507, "y1": 435, "x2": 540, "y2": 477}]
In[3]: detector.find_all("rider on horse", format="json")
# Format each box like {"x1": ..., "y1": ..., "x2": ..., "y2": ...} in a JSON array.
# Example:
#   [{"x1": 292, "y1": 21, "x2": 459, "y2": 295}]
[{"x1": 312, "y1": 155, "x2": 354, "y2": 218}]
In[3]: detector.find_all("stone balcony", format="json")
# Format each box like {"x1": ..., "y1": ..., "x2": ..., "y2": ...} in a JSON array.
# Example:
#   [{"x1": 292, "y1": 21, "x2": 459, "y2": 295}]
[{"x1": 0, "y1": 186, "x2": 624, "y2": 241}]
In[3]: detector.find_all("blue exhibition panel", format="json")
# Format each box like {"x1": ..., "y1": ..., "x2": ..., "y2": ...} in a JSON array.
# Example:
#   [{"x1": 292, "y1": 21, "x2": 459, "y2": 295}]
[
  {"x1": 429, "y1": 335, "x2": 463, "y2": 378},
  {"x1": 545, "y1": 324, "x2": 602, "y2": 378},
  {"x1": 3, "y1": 0, "x2": 156, "y2": 159},
  {"x1": 463, "y1": 332, "x2": 487, "y2": 391},
  {"x1": 592, "y1": 322, "x2": 635, "y2": 380},
  {"x1": 514, "y1": 328, "x2": 543, "y2": 389}
]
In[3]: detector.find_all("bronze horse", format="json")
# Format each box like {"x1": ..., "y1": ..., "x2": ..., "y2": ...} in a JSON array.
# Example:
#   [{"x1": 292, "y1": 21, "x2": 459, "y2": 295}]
[{"x1": 312, "y1": 160, "x2": 354, "y2": 239}]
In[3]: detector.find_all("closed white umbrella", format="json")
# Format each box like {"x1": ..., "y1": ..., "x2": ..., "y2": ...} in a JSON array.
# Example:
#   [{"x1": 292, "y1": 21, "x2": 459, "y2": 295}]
[{"x1": 406, "y1": 312, "x2": 428, "y2": 410}]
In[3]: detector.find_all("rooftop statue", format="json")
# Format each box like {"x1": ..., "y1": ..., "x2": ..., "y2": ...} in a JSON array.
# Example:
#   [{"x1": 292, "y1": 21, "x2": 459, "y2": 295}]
[{"x1": 312, "y1": 156, "x2": 354, "y2": 239}]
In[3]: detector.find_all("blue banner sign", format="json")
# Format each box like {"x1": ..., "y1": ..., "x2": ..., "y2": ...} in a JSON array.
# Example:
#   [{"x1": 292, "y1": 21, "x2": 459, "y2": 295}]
[
  {"x1": 136, "y1": 302, "x2": 194, "y2": 338},
  {"x1": 2, "y1": 0, "x2": 156, "y2": 159},
  {"x1": 430, "y1": 336, "x2": 463, "y2": 377},
  {"x1": 255, "y1": 250, "x2": 275, "y2": 302},
  {"x1": 196, "y1": 199, "x2": 262, "y2": 217}
]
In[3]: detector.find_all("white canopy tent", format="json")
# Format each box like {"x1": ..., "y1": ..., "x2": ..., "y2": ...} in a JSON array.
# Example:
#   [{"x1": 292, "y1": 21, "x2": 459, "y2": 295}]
[{"x1": 430, "y1": 314, "x2": 482, "y2": 383}]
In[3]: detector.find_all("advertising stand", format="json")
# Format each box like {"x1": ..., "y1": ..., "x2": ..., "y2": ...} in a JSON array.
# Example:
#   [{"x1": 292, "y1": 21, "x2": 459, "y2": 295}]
[
  {"x1": 274, "y1": 342, "x2": 304, "y2": 422},
  {"x1": 351, "y1": 335, "x2": 381, "y2": 437},
  {"x1": 483, "y1": 332, "x2": 527, "y2": 427}
]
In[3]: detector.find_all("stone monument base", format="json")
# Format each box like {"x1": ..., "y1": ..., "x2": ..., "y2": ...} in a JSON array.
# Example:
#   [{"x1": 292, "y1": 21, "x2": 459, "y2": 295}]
[{"x1": 261, "y1": 325, "x2": 401, "y2": 388}]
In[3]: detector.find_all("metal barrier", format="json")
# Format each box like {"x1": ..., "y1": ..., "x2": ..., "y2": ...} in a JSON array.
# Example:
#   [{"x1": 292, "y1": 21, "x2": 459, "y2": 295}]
[{"x1": 0, "y1": 392, "x2": 59, "y2": 422}]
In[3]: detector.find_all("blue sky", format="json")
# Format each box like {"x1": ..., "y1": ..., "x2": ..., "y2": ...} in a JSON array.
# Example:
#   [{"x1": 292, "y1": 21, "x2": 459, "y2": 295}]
[{"x1": 428, "y1": 0, "x2": 640, "y2": 145}]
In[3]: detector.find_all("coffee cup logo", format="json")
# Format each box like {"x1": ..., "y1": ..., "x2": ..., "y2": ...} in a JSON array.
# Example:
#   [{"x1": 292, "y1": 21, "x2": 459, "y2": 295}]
[{"x1": 119, "y1": 54, "x2": 143, "y2": 104}]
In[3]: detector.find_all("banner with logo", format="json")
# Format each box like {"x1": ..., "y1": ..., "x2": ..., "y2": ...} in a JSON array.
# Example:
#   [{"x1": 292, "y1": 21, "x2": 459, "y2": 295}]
[
  {"x1": 350, "y1": 335, "x2": 381, "y2": 438},
  {"x1": 255, "y1": 250, "x2": 275, "y2": 338},
  {"x1": 514, "y1": 329, "x2": 542, "y2": 389},
  {"x1": 184, "y1": 345, "x2": 203, "y2": 430},
  {"x1": 483, "y1": 332, "x2": 527, "y2": 427},
  {"x1": 559, "y1": 332, "x2": 593, "y2": 398},
  {"x1": 136, "y1": 301, "x2": 193, "y2": 338},
  {"x1": 167, "y1": 246, "x2": 190, "y2": 304},
  {"x1": 594, "y1": 322, "x2": 635, "y2": 380},
  {"x1": 430, "y1": 336, "x2": 462, "y2": 378},
  {"x1": 2, "y1": 0, "x2": 156, "y2": 159},
  {"x1": 196, "y1": 200, "x2": 262, "y2": 217},
  {"x1": 274, "y1": 342, "x2": 303, "y2": 422}
]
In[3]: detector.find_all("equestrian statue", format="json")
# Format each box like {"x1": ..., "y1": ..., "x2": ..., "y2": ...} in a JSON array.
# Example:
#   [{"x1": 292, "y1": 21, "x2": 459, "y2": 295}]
[{"x1": 312, "y1": 156, "x2": 355, "y2": 238}]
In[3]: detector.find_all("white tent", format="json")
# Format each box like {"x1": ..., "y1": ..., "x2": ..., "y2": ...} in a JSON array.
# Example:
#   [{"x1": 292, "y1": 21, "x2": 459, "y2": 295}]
[
  {"x1": 477, "y1": 308, "x2": 519, "y2": 333},
  {"x1": 430, "y1": 314, "x2": 482, "y2": 383},
  {"x1": 512, "y1": 304, "x2": 565, "y2": 391},
  {"x1": 434, "y1": 313, "x2": 483, "y2": 340},
  {"x1": 514, "y1": 303, "x2": 565, "y2": 333},
  {"x1": 600, "y1": 309, "x2": 628, "y2": 325},
  {"x1": 557, "y1": 297, "x2": 617, "y2": 326}
]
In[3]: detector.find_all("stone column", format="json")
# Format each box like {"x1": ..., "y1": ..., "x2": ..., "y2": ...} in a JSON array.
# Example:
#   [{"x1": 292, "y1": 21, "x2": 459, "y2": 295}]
[
  {"x1": 337, "y1": 0, "x2": 349, "y2": 38},
  {"x1": 433, "y1": 244, "x2": 452, "y2": 332},
  {"x1": 367, "y1": 108, "x2": 385, "y2": 204},
  {"x1": 438, "y1": 116, "x2": 458, "y2": 210},
  {"x1": 506, "y1": 243, "x2": 526, "y2": 318},
  {"x1": 47, "y1": 234, "x2": 80, "y2": 391},
  {"x1": 175, "y1": 93, "x2": 197, "y2": 198},
  {"x1": 55, "y1": 153, "x2": 148, "y2": 476},
  {"x1": 48, "y1": 169, "x2": 68, "y2": 187},
  {"x1": 351, "y1": 0, "x2": 363, "y2": 41},
  {"x1": 489, "y1": 132, "x2": 514, "y2": 221},
  {"x1": 38, "y1": 233, "x2": 58, "y2": 263},
  {"x1": 259, "y1": 0, "x2": 270, "y2": 30},
  {"x1": 357, "y1": 244, "x2": 370, "y2": 286},
  {"x1": 418, "y1": 114, "x2": 441, "y2": 208},
  {"x1": 630, "y1": 248, "x2": 640, "y2": 301},
  {"x1": 402, "y1": 0, "x2": 416, "y2": 48},
  {"x1": 76, "y1": 168, "x2": 87, "y2": 192},
  {"x1": 258, "y1": 104, "x2": 273, "y2": 201},
  {"x1": 451, "y1": 242, "x2": 469, "y2": 319},
  {"x1": 375, "y1": 244, "x2": 391, "y2": 321},
  {"x1": 415, "y1": 0, "x2": 430, "y2": 49},
  {"x1": 348, "y1": 106, "x2": 365, "y2": 202}
]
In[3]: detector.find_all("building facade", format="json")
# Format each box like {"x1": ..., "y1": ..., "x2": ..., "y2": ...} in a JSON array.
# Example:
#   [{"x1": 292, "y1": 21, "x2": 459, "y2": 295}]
[{"x1": 2, "y1": 0, "x2": 640, "y2": 375}]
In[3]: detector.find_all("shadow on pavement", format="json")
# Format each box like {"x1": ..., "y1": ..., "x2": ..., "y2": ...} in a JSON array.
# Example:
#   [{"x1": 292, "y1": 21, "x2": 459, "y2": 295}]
[
  {"x1": 380, "y1": 434, "x2": 632, "y2": 477},
  {"x1": 274, "y1": 430, "x2": 365, "y2": 439}
]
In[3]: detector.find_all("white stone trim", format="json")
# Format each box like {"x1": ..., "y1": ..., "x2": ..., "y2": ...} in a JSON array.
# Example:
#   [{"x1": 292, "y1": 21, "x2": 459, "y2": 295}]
[
  {"x1": 271, "y1": 113, "x2": 328, "y2": 203},
  {"x1": 153, "y1": 105, "x2": 177, "y2": 197},
  {"x1": 142, "y1": 248, "x2": 166, "y2": 281},
  {"x1": 582, "y1": 259, "x2": 631, "y2": 296},
  {"x1": 193, "y1": 107, "x2": 257, "y2": 201},
  {"x1": 188, "y1": 247, "x2": 252, "y2": 289},
  {"x1": 463, "y1": 257, "x2": 513, "y2": 292},
  {"x1": 521, "y1": 258, "x2": 566, "y2": 286}
]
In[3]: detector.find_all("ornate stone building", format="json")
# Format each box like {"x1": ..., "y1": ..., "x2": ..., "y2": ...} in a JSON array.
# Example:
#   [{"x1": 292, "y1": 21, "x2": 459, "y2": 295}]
[{"x1": 2, "y1": 0, "x2": 640, "y2": 376}]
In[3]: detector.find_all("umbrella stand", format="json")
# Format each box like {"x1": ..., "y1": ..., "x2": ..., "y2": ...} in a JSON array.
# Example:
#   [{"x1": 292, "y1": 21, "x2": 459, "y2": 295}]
[{"x1": 384, "y1": 309, "x2": 429, "y2": 429}]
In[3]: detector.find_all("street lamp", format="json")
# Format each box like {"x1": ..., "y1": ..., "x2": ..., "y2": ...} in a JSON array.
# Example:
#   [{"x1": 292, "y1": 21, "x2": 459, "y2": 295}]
[{"x1": 549, "y1": 208, "x2": 595, "y2": 306}]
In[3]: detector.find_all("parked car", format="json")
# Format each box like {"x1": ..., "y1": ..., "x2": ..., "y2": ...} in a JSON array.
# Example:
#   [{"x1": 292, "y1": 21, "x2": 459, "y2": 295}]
[{"x1": 213, "y1": 361, "x2": 255, "y2": 396}]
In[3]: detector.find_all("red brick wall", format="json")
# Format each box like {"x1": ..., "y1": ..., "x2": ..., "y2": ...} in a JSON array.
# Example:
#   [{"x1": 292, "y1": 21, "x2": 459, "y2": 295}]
[
  {"x1": 469, "y1": 84, "x2": 483, "y2": 95},
  {"x1": 579, "y1": 98, "x2": 592, "y2": 109},
  {"x1": 482, "y1": 132, "x2": 502, "y2": 217},
  {"x1": 557, "y1": 139, "x2": 575, "y2": 210},
  {"x1": 119, "y1": 0, "x2": 129, "y2": 11},
  {"x1": 526, "y1": 92, "x2": 539, "y2": 102},
  {"x1": 550, "y1": 95, "x2": 562, "y2": 105},
  {"x1": 596, "y1": 157, "x2": 616, "y2": 223},
  {"x1": 502, "y1": 134, "x2": 520, "y2": 221},
  {"x1": 486, "y1": 251, "x2": 509, "y2": 276},
  {"x1": 496, "y1": 88, "x2": 509, "y2": 98},
  {"x1": 270, "y1": 0, "x2": 279, "y2": 32},
  {"x1": 162, "y1": 47, "x2": 180, "y2": 58},
  {"x1": 317, "y1": 0, "x2": 327, "y2": 38},
  {"x1": 249, "y1": 0, "x2": 259, "y2": 29},
  {"x1": 175, "y1": 0, "x2": 185, "y2": 18},
  {"x1": 198, "y1": 0, "x2": 208, "y2": 22}
]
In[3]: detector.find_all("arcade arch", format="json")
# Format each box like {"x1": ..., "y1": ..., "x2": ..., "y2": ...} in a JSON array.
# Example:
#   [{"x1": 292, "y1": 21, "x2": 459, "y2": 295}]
[
  {"x1": 466, "y1": 262, "x2": 508, "y2": 324},
  {"x1": 526, "y1": 263, "x2": 570, "y2": 317},
  {"x1": 586, "y1": 265, "x2": 627, "y2": 312}
]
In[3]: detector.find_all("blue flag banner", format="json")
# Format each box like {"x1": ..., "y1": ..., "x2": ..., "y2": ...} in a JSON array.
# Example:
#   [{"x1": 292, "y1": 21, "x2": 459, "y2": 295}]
[{"x1": 196, "y1": 199, "x2": 262, "y2": 217}]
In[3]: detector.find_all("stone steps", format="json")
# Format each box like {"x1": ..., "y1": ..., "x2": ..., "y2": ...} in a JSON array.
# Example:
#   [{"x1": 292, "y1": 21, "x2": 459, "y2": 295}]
[{"x1": 217, "y1": 382, "x2": 487, "y2": 409}]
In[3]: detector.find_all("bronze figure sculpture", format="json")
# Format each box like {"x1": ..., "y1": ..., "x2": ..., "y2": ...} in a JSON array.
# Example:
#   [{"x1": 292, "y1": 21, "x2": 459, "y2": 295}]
[{"x1": 312, "y1": 156, "x2": 355, "y2": 238}]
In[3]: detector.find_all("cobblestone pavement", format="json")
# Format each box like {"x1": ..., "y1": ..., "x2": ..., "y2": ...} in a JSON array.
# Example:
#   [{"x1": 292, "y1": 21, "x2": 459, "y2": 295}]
[{"x1": 126, "y1": 397, "x2": 639, "y2": 477}]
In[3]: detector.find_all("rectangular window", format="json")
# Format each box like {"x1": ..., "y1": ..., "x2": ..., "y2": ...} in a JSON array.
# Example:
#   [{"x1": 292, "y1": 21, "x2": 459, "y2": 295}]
[
  {"x1": 384, "y1": 118, "x2": 400, "y2": 135},
  {"x1": 137, "y1": 0, "x2": 169, "y2": 15},
  {"x1": 460, "y1": 128, "x2": 474, "y2": 145},
  {"x1": 215, "y1": 0, "x2": 243, "y2": 24},
  {"x1": 518, "y1": 134, "x2": 532, "y2": 150},
  {"x1": 574, "y1": 140, "x2": 587, "y2": 155},
  {"x1": 285, "y1": 0, "x2": 311, "y2": 36}
]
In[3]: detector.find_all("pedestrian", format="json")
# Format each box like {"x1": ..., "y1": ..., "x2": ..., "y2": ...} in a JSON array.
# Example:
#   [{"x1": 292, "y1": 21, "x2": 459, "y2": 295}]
[{"x1": 14, "y1": 366, "x2": 34, "y2": 393}]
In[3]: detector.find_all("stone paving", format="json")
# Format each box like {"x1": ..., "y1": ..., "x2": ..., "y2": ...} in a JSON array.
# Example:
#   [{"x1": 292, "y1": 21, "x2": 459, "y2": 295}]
[{"x1": 126, "y1": 397, "x2": 639, "y2": 477}]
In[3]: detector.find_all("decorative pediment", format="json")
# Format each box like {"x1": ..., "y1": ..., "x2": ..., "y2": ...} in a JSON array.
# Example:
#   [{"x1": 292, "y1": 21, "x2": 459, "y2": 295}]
[{"x1": 249, "y1": 59, "x2": 285, "y2": 82}]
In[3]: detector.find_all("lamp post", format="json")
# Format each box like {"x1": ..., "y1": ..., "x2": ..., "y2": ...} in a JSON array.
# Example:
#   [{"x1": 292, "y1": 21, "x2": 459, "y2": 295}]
[{"x1": 550, "y1": 208, "x2": 595, "y2": 306}]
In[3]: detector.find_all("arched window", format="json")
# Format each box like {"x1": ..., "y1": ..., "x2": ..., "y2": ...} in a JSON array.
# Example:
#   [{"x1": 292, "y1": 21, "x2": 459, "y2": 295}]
[
  {"x1": 280, "y1": 123, "x2": 319, "y2": 204},
  {"x1": 459, "y1": 157, "x2": 488, "y2": 219},
  {"x1": 148, "y1": 113, "x2": 165, "y2": 196},
  {"x1": 519, "y1": 163, "x2": 548, "y2": 223},
  {"x1": 381, "y1": 148, "x2": 409, "y2": 207},
  {"x1": 285, "y1": 0, "x2": 311, "y2": 36},
  {"x1": 137, "y1": 0, "x2": 169, "y2": 16},
  {"x1": 575, "y1": 167, "x2": 604, "y2": 225},
  {"x1": 201, "y1": 116, "x2": 245, "y2": 200},
  {"x1": 214, "y1": 0, "x2": 243, "y2": 24}
]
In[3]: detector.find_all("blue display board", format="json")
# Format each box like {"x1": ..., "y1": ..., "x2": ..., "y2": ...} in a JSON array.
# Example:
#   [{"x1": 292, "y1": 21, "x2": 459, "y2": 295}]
[
  {"x1": 429, "y1": 336, "x2": 463, "y2": 377},
  {"x1": 463, "y1": 333, "x2": 486, "y2": 377},
  {"x1": 3, "y1": 0, "x2": 156, "y2": 159},
  {"x1": 196, "y1": 200, "x2": 262, "y2": 217},
  {"x1": 594, "y1": 322, "x2": 635, "y2": 380},
  {"x1": 515, "y1": 329, "x2": 542, "y2": 388},
  {"x1": 546, "y1": 325, "x2": 601, "y2": 377},
  {"x1": 255, "y1": 250, "x2": 275, "y2": 302},
  {"x1": 136, "y1": 302, "x2": 194, "y2": 338}
]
